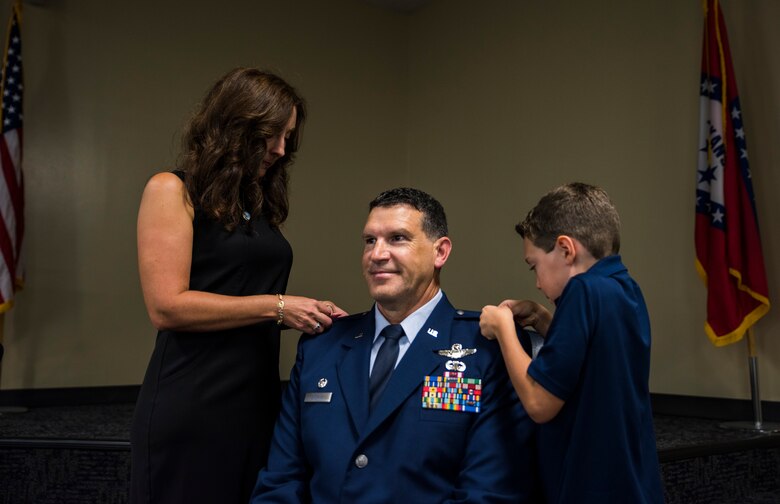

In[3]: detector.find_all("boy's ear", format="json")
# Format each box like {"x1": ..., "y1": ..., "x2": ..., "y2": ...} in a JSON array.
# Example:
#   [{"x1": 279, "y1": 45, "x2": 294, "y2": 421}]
[{"x1": 556, "y1": 235, "x2": 577, "y2": 265}]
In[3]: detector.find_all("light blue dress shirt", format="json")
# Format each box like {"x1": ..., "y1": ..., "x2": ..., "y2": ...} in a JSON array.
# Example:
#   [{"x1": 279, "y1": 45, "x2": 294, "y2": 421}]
[{"x1": 369, "y1": 289, "x2": 443, "y2": 376}]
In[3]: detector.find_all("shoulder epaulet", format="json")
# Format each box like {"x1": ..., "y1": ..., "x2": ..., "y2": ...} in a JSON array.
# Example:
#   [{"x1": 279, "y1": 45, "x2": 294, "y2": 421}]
[
  {"x1": 453, "y1": 309, "x2": 480, "y2": 320},
  {"x1": 333, "y1": 311, "x2": 370, "y2": 323},
  {"x1": 305, "y1": 310, "x2": 368, "y2": 342}
]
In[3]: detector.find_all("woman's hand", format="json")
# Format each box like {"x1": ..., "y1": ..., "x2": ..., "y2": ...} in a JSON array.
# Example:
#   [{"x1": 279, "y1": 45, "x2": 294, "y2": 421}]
[
  {"x1": 479, "y1": 305, "x2": 515, "y2": 341},
  {"x1": 280, "y1": 296, "x2": 348, "y2": 335}
]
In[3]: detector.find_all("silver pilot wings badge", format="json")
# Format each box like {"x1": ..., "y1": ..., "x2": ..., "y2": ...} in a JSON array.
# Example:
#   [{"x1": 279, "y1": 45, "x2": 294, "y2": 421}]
[{"x1": 436, "y1": 343, "x2": 477, "y2": 372}]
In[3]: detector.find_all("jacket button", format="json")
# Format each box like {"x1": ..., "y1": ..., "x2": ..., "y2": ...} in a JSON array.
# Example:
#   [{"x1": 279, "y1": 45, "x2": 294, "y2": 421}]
[{"x1": 355, "y1": 454, "x2": 368, "y2": 468}]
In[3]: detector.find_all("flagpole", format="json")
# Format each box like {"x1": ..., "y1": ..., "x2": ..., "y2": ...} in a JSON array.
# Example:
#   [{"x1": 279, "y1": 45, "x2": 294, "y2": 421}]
[
  {"x1": 746, "y1": 330, "x2": 762, "y2": 428},
  {"x1": 0, "y1": 312, "x2": 5, "y2": 387},
  {"x1": 0, "y1": 312, "x2": 27, "y2": 415},
  {"x1": 720, "y1": 328, "x2": 780, "y2": 433}
]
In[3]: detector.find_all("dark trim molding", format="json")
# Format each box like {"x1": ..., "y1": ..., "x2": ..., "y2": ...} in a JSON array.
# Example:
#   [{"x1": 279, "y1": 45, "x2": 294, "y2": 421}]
[
  {"x1": 1, "y1": 386, "x2": 778, "y2": 422},
  {"x1": 0, "y1": 438, "x2": 130, "y2": 451},
  {"x1": 0, "y1": 385, "x2": 140, "y2": 407},
  {"x1": 652, "y1": 393, "x2": 780, "y2": 422}
]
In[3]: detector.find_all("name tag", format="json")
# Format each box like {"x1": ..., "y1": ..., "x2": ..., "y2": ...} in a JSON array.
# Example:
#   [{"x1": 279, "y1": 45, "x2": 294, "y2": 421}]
[{"x1": 304, "y1": 392, "x2": 332, "y2": 403}]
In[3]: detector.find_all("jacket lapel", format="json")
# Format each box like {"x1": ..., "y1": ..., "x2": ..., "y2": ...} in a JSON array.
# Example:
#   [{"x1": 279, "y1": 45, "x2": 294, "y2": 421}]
[
  {"x1": 363, "y1": 295, "x2": 455, "y2": 435},
  {"x1": 336, "y1": 310, "x2": 375, "y2": 436}
]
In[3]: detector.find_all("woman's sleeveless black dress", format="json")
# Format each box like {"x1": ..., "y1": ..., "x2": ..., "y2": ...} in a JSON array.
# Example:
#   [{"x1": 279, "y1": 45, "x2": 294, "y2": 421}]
[{"x1": 130, "y1": 176, "x2": 292, "y2": 503}]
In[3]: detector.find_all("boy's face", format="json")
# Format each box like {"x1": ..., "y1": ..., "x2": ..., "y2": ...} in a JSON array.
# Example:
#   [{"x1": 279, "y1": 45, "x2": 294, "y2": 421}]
[{"x1": 523, "y1": 237, "x2": 571, "y2": 303}]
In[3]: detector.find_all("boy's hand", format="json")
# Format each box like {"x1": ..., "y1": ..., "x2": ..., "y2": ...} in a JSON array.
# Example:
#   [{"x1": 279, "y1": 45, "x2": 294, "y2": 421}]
[
  {"x1": 498, "y1": 299, "x2": 552, "y2": 337},
  {"x1": 480, "y1": 305, "x2": 515, "y2": 340}
]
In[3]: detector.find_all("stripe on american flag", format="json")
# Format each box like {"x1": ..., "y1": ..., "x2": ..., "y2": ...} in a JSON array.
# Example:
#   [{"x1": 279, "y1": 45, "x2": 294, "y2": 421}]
[{"x1": 0, "y1": 2, "x2": 24, "y2": 312}]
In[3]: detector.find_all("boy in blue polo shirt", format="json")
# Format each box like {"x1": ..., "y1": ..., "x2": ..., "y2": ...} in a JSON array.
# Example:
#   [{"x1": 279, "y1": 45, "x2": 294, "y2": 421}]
[{"x1": 480, "y1": 182, "x2": 664, "y2": 504}]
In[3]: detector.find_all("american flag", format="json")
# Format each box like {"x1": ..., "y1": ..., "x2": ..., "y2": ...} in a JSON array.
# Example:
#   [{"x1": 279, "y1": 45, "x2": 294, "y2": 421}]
[
  {"x1": 695, "y1": 0, "x2": 770, "y2": 346},
  {"x1": 0, "y1": 2, "x2": 23, "y2": 313}
]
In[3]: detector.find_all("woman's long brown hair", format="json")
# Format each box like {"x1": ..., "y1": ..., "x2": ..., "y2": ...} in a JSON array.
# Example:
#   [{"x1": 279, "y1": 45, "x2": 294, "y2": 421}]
[{"x1": 178, "y1": 68, "x2": 306, "y2": 230}]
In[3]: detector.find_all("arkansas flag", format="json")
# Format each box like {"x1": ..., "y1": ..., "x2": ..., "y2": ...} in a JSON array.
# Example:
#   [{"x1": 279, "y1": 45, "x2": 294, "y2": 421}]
[{"x1": 695, "y1": 0, "x2": 770, "y2": 347}]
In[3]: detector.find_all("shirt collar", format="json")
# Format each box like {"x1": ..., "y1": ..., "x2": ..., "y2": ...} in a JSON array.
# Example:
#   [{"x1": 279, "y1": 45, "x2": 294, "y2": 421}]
[{"x1": 373, "y1": 289, "x2": 443, "y2": 344}]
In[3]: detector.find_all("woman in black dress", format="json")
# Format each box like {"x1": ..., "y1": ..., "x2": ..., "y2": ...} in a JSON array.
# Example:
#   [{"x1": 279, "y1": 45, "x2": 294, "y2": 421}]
[{"x1": 130, "y1": 68, "x2": 346, "y2": 504}]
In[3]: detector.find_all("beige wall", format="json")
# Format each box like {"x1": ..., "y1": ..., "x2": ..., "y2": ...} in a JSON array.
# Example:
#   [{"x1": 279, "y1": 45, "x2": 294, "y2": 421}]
[
  {"x1": 405, "y1": 0, "x2": 780, "y2": 402},
  {"x1": 1, "y1": 0, "x2": 778, "y2": 403}
]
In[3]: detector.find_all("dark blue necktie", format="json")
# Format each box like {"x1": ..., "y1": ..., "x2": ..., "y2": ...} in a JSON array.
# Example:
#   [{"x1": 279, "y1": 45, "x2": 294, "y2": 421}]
[{"x1": 369, "y1": 324, "x2": 405, "y2": 411}]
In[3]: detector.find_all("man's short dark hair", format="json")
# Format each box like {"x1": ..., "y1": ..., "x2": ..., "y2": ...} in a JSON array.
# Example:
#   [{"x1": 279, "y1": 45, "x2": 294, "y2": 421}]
[{"x1": 369, "y1": 187, "x2": 448, "y2": 240}]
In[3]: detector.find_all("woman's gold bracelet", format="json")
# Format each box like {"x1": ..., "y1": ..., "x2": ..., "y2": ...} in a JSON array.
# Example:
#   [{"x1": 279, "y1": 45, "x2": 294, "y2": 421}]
[{"x1": 276, "y1": 294, "x2": 285, "y2": 326}]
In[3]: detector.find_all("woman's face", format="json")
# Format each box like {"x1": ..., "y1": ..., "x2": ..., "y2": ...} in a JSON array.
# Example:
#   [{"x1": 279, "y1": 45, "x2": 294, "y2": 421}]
[{"x1": 260, "y1": 108, "x2": 297, "y2": 178}]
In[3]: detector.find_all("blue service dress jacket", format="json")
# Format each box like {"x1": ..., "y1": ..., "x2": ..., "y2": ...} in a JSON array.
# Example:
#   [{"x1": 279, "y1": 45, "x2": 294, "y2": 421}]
[{"x1": 251, "y1": 294, "x2": 539, "y2": 504}]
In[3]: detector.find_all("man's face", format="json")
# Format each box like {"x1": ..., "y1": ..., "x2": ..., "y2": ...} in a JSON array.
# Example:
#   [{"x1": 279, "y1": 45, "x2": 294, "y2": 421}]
[{"x1": 362, "y1": 205, "x2": 443, "y2": 312}]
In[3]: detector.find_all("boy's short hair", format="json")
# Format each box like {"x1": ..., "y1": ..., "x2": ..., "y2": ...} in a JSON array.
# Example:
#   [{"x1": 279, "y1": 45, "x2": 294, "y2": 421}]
[{"x1": 515, "y1": 182, "x2": 620, "y2": 259}]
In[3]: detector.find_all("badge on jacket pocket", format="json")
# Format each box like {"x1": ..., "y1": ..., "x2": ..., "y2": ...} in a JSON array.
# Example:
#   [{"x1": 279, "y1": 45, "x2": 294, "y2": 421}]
[{"x1": 422, "y1": 371, "x2": 481, "y2": 413}]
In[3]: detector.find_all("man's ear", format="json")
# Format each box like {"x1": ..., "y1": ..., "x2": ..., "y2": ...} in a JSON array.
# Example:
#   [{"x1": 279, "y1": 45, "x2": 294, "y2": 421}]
[
  {"x1": 433, "y1": 237, "x2": 452, "y2": 269},
  {"x1": 555, "y1": 235, "x2": 577, "y2": 265}
]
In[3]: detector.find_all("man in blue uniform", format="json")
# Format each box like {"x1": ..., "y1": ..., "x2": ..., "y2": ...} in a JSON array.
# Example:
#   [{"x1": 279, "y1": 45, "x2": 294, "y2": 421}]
[{"x1": 251, "y1": 187, "x2": 538, "y2": 503}]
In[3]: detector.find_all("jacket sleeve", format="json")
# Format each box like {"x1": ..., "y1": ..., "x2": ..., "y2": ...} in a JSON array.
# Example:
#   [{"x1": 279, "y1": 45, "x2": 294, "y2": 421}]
[
  {"x1": 445, "y1": 345, "x2": 540, "y2": 504},
  {"x1": 250, "y1": 338, "x2": 311, "y2": 504}
]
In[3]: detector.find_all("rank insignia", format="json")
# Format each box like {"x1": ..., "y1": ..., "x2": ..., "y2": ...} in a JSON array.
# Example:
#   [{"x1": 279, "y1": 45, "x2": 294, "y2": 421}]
[{"x1": 421, "y1": 371, "x2": 481, "y2": 413}]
